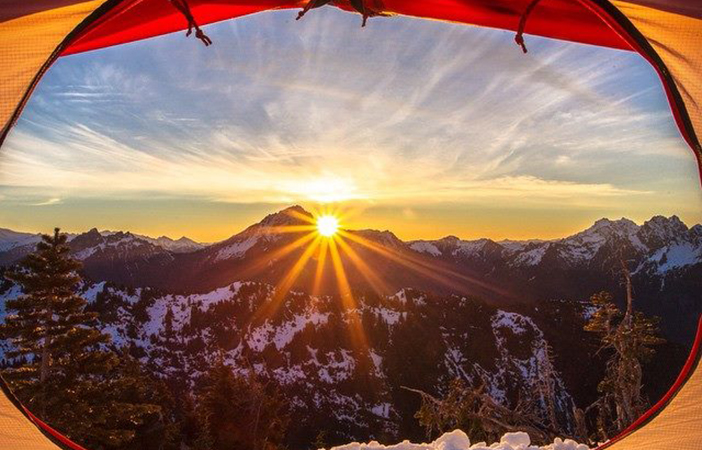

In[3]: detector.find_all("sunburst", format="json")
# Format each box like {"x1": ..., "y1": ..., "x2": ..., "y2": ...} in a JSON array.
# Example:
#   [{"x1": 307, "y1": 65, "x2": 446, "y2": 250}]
[
  {"x1": 316, "y1": 215, "x2": 339, "y2": 237},
  {"x1": 246, "y1": 203, "x2": 508, "y2": 357}
]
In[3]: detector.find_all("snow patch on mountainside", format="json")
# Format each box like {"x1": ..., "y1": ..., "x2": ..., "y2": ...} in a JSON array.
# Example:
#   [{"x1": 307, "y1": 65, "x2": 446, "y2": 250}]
[
  {"x1": 409, "y1": 241, "x2": 442, "y2": 256},
  {"x1": 492, "y1": 310, "x2": 531, "y2": 335},
  {"x1": 248, "y1": 311, "x2": 330, "y2": 351},
  {"x1": 215, "y1": 236, "x2": 259, "y2": 261},
  {"x1": 138, "y1": 235, "x2": 204, "y2": 253},
  {"x1": 512, "y1": 245, "x2": 549, "y2": 267},
  {"x1": 73, "y1": 233, "x2": 170, "y2": 261},
  {"x1": 453, "y1": 239, "x2": 492, "y2": 258},
  {"x1": 0, "y1": 229, "x2": 43, "y2": 252},
  {"x1": 490, "y1": 310, "x2": 574, "y2": 417},
  {"x1": 326, "y1": 430, "x2": 589, "y2": 450},
  {"x1": 649, "y1": 242, "x2": 702, "y2": 274}
]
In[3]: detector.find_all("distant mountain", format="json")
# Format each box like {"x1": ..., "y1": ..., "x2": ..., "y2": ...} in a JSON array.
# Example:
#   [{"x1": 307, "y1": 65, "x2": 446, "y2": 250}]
[
  {"x1": 0, "y1": 226, "x2": 204, "y2": 265},
  {"x1": 0, "y1": 229, "x2": 43, "y2": 265},
  {"x1": 410, "y1": 216, "x2": 702, "y2": 275},
  {"x1": 0, "y1": 228, "x2": 43, "y2": 252},
  {"x1": 1, "y1": 209, "x2": 700, "y2": 340},
  {"x1": 409, "y1": 215, "x2": 702, "y2": 342},
  {"x1": 99, "y1": 230, "x2": 205, "y2": 254}
]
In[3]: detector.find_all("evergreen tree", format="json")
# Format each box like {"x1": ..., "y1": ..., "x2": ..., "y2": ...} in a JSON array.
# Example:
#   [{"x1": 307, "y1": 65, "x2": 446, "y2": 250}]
[
  {"x1": 179, "y1": 391, "x2": 202, "y2": 445},
  {"x1": 312, "y1": 430, "x2": 327, "y2": 449},
  {"x1": 0, "y1": 228, "x2": 169, "y2": 449},
  {"x1": 192, "y1": 414, "x2": 215, "y2": 450},
  {"x1": 0, "y1": 228, "x2": 111, "y2": 415},
  {"x1": 195, "y1": 359, "x2": 289, "y2": 450},
  {"x1": 584, "y1": 263, "x2": 665, "y2": 440}
]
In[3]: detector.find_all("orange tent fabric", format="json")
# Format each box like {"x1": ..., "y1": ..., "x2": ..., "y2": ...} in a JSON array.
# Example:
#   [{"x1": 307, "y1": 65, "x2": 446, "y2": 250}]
[
  {"x1": 0, "y1": 2, "x2": 701, "y2": 446},
  {"x1": 594, "y1": 316, "x2": 702, "y2": 450},
  {"x1": 0, "y1": 376, "x2": 88, "y2": 450}
]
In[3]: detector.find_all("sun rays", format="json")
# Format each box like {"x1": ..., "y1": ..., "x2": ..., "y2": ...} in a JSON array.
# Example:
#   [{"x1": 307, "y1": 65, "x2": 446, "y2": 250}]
[{"x1": 246, "y1": 204, "x2": 510, "y2": 356}]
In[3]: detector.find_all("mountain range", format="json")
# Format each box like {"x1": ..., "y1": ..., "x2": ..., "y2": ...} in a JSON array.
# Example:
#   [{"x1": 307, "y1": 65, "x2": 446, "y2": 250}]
[
  {"x1": 0, "y1": 207, "x2": 700, "y2": 447},
  {"x1": 1, "y1": 206, "x2": 700, "y2": 341}
]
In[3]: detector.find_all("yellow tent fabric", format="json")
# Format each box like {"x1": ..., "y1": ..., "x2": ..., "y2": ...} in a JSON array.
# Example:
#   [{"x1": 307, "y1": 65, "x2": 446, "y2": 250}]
[
  {"x1": 0, "y1": 380, "x2": 67, "y2": 450},
  {"x1": 0, "y1": 0, "x2": 107, "y2": 145},
  {"x1": 595, "y1": 316, "x2": 702, "y2": 450},
  {"x1": 602, "y1": 363, "x2": 702, "y2": 449},
  {"x1": 613, "y1": 0, "x2": 702, "y2": 163}
]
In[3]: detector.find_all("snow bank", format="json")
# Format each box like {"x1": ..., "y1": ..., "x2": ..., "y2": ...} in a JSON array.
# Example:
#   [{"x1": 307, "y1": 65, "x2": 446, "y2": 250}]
[{"x1": 325, "y1": 430, "x2": 589, "y2": 450}]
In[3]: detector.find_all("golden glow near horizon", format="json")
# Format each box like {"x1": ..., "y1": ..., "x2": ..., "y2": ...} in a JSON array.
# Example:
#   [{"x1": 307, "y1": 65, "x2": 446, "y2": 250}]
[
  {"x1": 316, "y1": 215, "x2": 340, "y2": 237},
  {"x1": 3, "y1": 9, "x2": 702, "y2": 245}
]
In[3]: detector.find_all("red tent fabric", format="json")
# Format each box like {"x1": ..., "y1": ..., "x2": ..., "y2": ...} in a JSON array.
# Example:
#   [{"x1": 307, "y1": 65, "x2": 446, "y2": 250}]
[
  {"x1": 0, "y1": 1, "x2": 700, "y2": 448},
  {"x1": 0, "y1": 376, "x2": 88, "y2": 450},
  {"x1": 593, "y1": 315, "x2": 702, "y2": 450},
  {"x1": 1, "y1": 1, "x2": 701, "y2": 182}
]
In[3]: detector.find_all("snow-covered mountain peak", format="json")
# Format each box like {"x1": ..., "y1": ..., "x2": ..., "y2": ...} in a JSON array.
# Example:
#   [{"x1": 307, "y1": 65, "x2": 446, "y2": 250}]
[
  {"x1": 439, "y1": 235, "x2": 461, "y2": 245},
  {"x1": 638, "y1": 215, "x2": 689, "y2": 249},
  {"x1": 212, "y1": 206, "x2": 314, "y2": 262},
  {"x1": 92, "y1": 229, "x2": 203, "y2": 253},
  {"x1": 138, "y1": 235, "x2": 204, "y2": 253},
  {"x1": 0, "y1": 228, "x2": 42, "y2": 252},
  {"x1": 577, "y1": 217, "x2": 639, "y2": 239},
  {"x1": 409, "y1": 236, "x2": 499, "y2": 259},
  {"x1": 691, "y1": 224, "x2": 702, "y2": 241},
  {"x1": 258, "y1": 205, "x2": 312, "y2": 228}
]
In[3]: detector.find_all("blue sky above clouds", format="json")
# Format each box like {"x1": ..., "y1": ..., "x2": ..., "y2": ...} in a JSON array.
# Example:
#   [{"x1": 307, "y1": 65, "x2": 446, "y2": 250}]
[{"x1": 0, "y1": 8, "x2": 700, "y2": 241}]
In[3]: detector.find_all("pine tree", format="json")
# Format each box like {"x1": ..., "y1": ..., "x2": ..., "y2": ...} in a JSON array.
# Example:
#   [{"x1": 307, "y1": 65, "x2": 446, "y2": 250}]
[
  {"x1": 312, "y1": 430, "x2": 327, "y2": 449},
  {"x1": 192, "y1": 414, "x2": 215, "y2": 450},
  {"x1": 534, "y1": 341, "x2": 560, "y2": 432},
  {"x1": 584, "y1": 261, "x2": 665, "y2": 440},
  {"x1": 0, "y1": 228, "x2": 169, "y2": 449},
  {"x1": 0, "y1": 228, "x2": 111, "y2": 415},
  {"x1": 195, "y1": 359, "x2": 289, "y2": 450}
]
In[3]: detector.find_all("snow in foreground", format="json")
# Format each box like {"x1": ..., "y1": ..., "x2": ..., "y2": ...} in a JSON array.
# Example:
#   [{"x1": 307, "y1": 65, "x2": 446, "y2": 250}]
[{"x1": 326, "y1": 430, "x2": 589, "y2": 450}]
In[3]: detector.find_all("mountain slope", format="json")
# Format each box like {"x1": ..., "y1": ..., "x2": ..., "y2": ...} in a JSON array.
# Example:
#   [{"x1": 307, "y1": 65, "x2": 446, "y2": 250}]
[
  {"x1": 0, "y1": 280, "x2": 590, "y2": 446},
  {"x1": 0, "y1": 279, "x2": 685, "y2": 447},
  {"x1": 1, "y1": 210, "x2": 700, "y2": 340},
  {"x1": 409, "y1": 215, "x2": 702, "y2": 342}
]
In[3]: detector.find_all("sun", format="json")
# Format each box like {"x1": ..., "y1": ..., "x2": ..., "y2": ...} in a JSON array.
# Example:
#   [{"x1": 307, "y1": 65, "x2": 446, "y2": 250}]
[{"x1": 317, "y1": 215, "x2": 340, "y2": 237}]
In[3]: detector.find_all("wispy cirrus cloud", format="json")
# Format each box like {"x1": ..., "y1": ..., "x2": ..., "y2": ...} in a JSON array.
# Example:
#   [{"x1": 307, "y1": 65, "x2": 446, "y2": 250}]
[
  {"x1": 31, "y1": 198, "x2": 62, "y2": 206},
  {"x1": 0, "y1": 8, "x2": 700, "y2": 239}
]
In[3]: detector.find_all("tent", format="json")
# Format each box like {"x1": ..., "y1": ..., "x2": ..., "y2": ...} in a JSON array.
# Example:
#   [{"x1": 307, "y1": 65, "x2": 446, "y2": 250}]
[
  {"x1": 1, "y1": 0, "x2": 701, "y2": 181},
  {"x1": 0, "y1": 0, "x2": 700, "y2": 448},
  {"x1": 0, "y1": 376, "x2": 86, "y2": 449},
  {"x1": 594, "y1": 316, "x2": 702, "y2": 450}
]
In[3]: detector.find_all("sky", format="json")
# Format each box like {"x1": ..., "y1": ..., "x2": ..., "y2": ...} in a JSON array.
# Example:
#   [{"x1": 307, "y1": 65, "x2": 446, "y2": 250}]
[{"x1": 0, "y1": 8, "x2": 701, "y2": 242}]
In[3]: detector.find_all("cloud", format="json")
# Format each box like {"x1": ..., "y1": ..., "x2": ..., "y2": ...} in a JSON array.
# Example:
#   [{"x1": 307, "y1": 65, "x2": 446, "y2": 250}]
[
  {"x1": 0, "y1": 8, "x2": 697, "y2": 219},
  {"x1": 31, "y1": 198, "x2": 62, "y2": 206}
]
